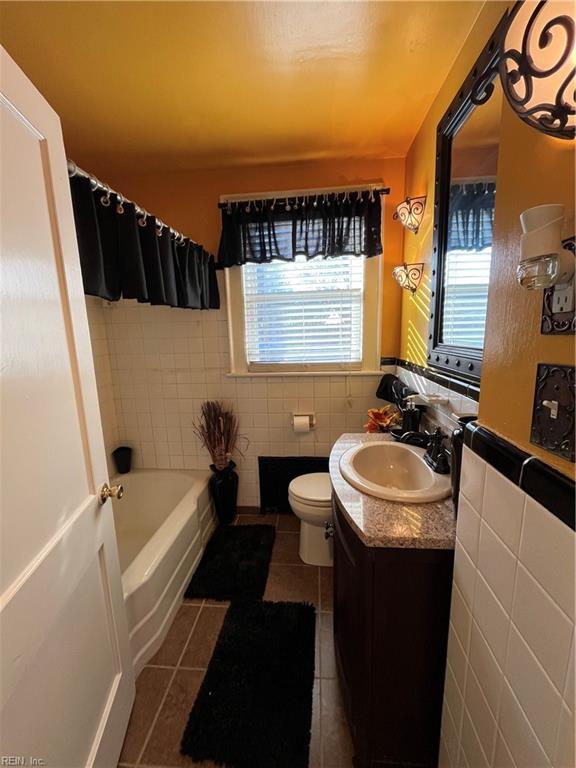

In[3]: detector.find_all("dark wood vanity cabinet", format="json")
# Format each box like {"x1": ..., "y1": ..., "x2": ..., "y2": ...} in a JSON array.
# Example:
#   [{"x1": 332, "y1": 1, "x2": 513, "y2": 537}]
[{"x1": 333, "y1": 499, "x2": 454, "y2": 768}]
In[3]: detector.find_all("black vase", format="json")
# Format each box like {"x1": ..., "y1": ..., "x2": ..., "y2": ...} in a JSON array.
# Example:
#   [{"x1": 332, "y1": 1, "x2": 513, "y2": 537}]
[{"x1": 209, "y1": 461, "x2": 238, "y2": 526}]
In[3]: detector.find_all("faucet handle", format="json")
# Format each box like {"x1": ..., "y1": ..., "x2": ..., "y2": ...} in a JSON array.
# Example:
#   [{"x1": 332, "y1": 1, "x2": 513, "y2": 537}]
[{"x1": 431, "y1": 426, "x2": 446, "y2": 443}]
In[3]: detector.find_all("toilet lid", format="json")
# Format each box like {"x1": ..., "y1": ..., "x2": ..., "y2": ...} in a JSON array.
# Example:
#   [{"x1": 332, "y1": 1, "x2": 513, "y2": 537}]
[{"x1": 288, "y1": 473, "x2": 332, "y2": 504}]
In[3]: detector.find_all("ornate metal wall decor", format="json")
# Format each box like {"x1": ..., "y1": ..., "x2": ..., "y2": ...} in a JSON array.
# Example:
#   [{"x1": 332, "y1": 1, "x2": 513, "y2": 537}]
[
  {"x1": 392, "y1": 263, "x2": 424, "y2": 294},
  {"x1": 499, "y1": 0, "x2": 575, "y2": 141},
  {"x1": 393, "y1": 196, "x2": 426, "y2": 234},
  {"x1": 541, "y1": 236, "x2": 576, "y2": 334},
  {"x1": 530, "y1": 363, "x2": 575, "y2": 461}
]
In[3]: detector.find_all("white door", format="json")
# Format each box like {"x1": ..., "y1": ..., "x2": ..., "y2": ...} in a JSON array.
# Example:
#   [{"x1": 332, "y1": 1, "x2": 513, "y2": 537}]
[{"x1": 0, "y1": 47, "x2": 135, "y2": 767}]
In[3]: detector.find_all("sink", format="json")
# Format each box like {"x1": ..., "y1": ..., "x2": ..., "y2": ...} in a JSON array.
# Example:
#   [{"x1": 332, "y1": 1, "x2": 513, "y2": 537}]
[{"x1": 339, "y1": 441, "x2": 451, "y2": 503}]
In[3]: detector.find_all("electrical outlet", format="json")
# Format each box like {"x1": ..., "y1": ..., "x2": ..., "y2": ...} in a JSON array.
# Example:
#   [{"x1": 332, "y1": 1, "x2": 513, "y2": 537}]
[{"x1": 551, "y1": 281, "x2": 575, "y2": 314}]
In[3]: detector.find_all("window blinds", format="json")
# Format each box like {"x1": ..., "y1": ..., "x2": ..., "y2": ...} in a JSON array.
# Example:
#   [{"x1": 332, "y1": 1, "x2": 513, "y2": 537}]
[
  {"x1": 441, "y1": 246, "x2": 491, "y2": 348},
  {"x1": 242, "y1": 254, "x2": 364, "y2": 365},
  {"x1": 441, "y1": 181, "x2": 495, "y2": 349}
]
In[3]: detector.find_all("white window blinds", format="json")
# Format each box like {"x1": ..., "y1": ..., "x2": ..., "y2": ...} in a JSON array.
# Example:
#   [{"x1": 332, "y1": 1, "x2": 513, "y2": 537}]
[
  {"x1": 242, "y1": 253, "x2": 364, "y2": 366},
  {"x1": 441, "y1": 245, "x2": 491, "y2": 349}
]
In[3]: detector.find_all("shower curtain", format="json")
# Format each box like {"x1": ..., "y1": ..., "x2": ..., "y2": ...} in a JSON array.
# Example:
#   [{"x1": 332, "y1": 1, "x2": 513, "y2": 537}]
[{"x1": 70, "y1": 174, "x2": 220, "y2": 309}]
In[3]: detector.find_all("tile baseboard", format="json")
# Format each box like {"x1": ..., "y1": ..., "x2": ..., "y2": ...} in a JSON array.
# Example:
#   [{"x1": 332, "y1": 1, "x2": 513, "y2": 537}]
[
  {"x1": 381, "y1": 357, "x2": 480, "y2": 402},
  {"x1": 464, "y1": 422, "x2": 575, "y2": 531}
]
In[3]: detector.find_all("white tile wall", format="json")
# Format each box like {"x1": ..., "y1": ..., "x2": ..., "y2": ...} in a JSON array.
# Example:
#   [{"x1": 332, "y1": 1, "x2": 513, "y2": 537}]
[
  {"x1": 85, "y1": 280, "x2": 385, "y2": 505},
  {"x1": 85, "y1": 296, "x2": 119, "y2": 476},
  {"x1": 395, "y1": 367, "x2": 479, "y2": 437},
  {"x1": 439, "y1": 448, "x2": 575, "y2": 768}
]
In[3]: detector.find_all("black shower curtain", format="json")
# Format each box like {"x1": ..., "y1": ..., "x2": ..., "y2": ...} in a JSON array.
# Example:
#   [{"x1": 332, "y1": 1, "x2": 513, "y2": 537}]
[{"x1": 69, "y1": 175, "x2": 220, "y2": 309}]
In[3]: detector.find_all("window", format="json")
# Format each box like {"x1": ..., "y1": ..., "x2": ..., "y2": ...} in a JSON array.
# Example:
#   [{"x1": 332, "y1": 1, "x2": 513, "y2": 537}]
[
  {"x1": 242, "y1": 254, "x2": 364, "y2": 366},
  {"x1": 440, "y1": 181, "x2": 494, "y2": 350},
  {"x1": 441, "y1": 245, "x2": 491, "y2": 349},
  {"x1": 225, "y1": 253, "x2": 380, "y2": 374},
  {"x1": 220, "y1": 187, "x2": 383, "y2": 375}
]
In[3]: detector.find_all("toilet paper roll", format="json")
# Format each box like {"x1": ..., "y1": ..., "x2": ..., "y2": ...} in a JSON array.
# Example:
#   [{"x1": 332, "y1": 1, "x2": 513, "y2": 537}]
[{"x1": 293, "y1": 415, "x2": 310, "y2": 433}]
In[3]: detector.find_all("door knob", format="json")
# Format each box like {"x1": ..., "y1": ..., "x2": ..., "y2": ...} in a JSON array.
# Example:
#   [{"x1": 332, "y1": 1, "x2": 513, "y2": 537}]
[{"x1": 99, "y1": 482, "x2": 124, "y2": 505}]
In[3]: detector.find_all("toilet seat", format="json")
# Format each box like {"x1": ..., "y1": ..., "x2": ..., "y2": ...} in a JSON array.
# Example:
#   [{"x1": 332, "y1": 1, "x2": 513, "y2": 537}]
[
  {"x1": 288, "y1": 473, "x2": 332, "y2": 505},
  {"x1": 288, "y1": 492, "x2": 331, "y2": 509}
]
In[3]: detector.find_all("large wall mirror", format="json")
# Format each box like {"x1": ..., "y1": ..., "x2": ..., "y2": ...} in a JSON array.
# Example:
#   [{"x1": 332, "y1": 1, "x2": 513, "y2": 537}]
[{"x1": 428, "y1": 13, "x2": 509, "y2": 383}]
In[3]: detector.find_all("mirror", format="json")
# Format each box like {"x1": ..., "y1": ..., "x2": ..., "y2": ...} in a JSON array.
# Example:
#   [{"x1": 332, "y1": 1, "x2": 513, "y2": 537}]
[
  {"x1": 442, "y1": 79, "x2": 502, "y2": 349},
  {"x1": 428, "y1": 12, "x2": 508, "y2": 383}
]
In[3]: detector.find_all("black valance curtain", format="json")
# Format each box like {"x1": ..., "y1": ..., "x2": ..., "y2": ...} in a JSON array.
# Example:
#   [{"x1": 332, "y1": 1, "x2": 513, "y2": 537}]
[
  {"x1": 70, "y1": 175, "x2": 220, "y2": 309},
  {"x1": 218, "y1": 190, "x2": 383, "y2": 267},
  {"x1": 447, "y1": 181, "x2": 496, "y2": 252}
]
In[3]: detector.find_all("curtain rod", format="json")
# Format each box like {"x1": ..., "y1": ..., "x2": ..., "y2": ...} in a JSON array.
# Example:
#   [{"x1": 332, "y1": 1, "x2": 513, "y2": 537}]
[
  {"x1": 218, "y1": 183, "x2": 390, "y2": 208},
  {"x1": 67, "y1": 159, "x2": 204, "y2": 248}
]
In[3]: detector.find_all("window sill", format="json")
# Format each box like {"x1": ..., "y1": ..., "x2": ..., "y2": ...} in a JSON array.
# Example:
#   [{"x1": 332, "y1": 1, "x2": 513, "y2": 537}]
[{"x1": 225, "y1": 368, "x2": 393, "y2": 378}]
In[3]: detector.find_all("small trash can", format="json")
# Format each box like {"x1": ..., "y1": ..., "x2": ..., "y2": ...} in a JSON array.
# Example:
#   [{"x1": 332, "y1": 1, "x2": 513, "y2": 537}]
[{"x1": 112, "y1": 446, "x2": 132, "y2": 474}]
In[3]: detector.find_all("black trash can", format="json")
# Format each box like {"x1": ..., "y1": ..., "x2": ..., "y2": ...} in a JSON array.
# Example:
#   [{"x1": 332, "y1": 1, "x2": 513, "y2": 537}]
[{"x1": 112, "y1": 446, "x2": 132, "y2": 474}]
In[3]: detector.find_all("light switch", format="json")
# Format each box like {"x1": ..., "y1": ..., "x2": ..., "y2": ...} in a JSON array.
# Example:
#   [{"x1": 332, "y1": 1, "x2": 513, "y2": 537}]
[{"x1": 530, "y1": 364, "x2": 575, "y2": 462}]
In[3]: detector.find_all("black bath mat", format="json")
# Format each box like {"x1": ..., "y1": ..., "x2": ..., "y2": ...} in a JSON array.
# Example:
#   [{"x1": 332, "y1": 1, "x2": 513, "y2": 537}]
[
  {"x1": 181, "y1": 601, "x2": 316, "y2": 768},
  {"x1": 185, "y1": 525, "x2": 275, "y2": 602}
]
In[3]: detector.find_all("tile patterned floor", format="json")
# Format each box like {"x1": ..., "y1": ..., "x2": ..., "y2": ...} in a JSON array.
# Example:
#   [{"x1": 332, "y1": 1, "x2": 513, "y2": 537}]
[{"x1": 118, "y1": 511, "x2": 353, "y2": 768}]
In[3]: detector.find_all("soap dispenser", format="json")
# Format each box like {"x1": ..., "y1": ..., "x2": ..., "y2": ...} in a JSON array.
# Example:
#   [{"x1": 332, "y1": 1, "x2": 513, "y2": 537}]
[{"x1": 401, "y1": 398, "x2": 421, "y2": 433}]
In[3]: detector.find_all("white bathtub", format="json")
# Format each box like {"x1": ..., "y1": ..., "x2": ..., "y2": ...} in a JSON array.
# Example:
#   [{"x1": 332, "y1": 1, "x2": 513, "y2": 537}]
[{"x1": 112, "y1": 469, "x2": 216, "y2": 674}]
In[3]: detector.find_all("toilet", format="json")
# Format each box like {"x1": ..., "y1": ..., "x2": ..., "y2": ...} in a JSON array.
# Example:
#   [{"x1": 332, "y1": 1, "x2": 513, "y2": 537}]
[{"x1": 288, "y1": 472, "x2": 333, "y2": 567}]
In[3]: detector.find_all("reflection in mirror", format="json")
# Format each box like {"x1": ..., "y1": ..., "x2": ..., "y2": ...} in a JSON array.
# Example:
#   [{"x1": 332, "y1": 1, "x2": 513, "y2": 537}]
[{"x1": 441, "y1": 78, "x2": 502, "y2": 349}]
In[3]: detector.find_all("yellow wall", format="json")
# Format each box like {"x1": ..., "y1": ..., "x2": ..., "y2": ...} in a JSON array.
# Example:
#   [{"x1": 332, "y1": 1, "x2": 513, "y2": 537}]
[
  {"x1": 77, "y1": 156, "x2": 406, "y2": 358},
  {"x1": 399, "y1": 1, "x2": 575, "y2": 477},
  {"x1": 480, "y1": 104, "x2": 575, "y2": 475}
]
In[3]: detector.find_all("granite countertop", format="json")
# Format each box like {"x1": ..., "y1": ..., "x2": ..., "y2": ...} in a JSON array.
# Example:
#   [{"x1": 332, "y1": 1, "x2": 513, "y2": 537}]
[{"x1": 329, "y1": 433, "x2": 456, "y2": 550}]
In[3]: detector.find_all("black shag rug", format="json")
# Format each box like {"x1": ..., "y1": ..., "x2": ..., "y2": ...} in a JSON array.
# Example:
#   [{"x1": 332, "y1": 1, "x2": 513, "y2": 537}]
[
  {"x1": 181, "y1": 601, "x2": 316, "y2": 768},
  {"x1": 184, "y1": 525, "x2": 276, "y2": 602}
]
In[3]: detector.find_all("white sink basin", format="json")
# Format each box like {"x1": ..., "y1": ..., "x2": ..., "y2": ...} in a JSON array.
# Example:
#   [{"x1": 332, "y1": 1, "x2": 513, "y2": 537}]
[{"x1": 339, "y1": 441, "x2": 451, "y2": 503}]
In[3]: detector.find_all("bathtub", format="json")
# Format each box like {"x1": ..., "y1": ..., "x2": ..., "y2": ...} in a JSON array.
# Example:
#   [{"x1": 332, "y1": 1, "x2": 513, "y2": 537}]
[{"x1": 112, "y1": 469, "x2": 216, "y2": 674}]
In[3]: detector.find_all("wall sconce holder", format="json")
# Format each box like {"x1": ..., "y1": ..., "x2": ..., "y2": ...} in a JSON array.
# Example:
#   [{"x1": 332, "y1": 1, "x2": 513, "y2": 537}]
[
  {"x1": 392, "y1": 263, "x2": 424, "y2": 294},
  {"x1": 393, "y1": 196, "x2": 426, "y2": 234}
]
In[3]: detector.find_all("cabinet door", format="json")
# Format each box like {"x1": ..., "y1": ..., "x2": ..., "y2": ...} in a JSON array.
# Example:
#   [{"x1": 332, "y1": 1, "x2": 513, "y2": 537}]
[{"x1": 333, "y1": 502, "x2": 371, "y2": 760}]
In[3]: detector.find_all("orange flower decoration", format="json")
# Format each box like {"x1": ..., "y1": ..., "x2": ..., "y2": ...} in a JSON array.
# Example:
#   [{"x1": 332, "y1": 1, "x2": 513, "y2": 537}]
[{"x1": 364, "y1": 405, "x2": 401, "y2": 433}]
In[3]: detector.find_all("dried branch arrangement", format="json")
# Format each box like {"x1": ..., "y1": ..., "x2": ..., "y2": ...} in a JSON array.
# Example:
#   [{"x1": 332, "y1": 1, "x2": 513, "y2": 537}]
[{"x1": 193, "y1": 400, "x2": 242, "y2": 471}]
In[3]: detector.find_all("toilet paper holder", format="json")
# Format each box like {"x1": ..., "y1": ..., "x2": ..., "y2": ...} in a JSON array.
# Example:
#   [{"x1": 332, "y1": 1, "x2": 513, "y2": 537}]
[{"x1": 292, "y1": 413, "x2": 316, "y2": 431}]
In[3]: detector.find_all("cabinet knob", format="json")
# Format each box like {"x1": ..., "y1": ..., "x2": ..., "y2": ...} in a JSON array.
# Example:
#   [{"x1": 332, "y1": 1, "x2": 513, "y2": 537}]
[{"x1": 324, "y1": 521, "x2": 335, "y2": 539}]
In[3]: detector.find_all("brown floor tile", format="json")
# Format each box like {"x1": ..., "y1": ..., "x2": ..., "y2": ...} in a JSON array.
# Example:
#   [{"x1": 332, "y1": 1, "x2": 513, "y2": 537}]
[
  {"x1": 180, "y1": 605, "x2": 227, "y2": 669},
  {"x1": 140, "y1": 668, "x2": 204, "y2": 766},
  {"x1": 235, "y1": 513, "x2": 277, "y2": 526},
  {"x1": 277, "y1": 513, "x2": 300, "y2": 532},
  {"x1": 119, "y1": 666, "x2": 173, "y2": 764},
  {"x1": 320, "y1": 566, "x2": 334, "y2": 611},
  {"x1": 237, "y1": 505, "x2": 261, "y2": 514},
  {"x1": 148, "y1": 605, "x2": 200, "y2": 667},
  {"x1": 321, "y1": 678, "x2": 355, "y2": 767},
  {"x1": 264, "y1": 564, "x2": 319, "y2": 606},
  {"x1": 271, "y1": 531, "x2": 302, "y2": 564},
  {"x1": 309, "y1": 679, "x2": 322, "y2": 768},
  {"x1": 319, "y1": 612, "x2": 336, "y2": 679},
  {"x1": 182, "y1": 597, "x2": 203, "y2": 606},
  {"x1": 204, "y1": 598, "x2": 231, "y2": 607}
]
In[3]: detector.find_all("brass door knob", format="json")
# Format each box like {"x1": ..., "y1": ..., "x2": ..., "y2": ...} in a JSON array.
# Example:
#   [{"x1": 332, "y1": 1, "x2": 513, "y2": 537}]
[{"x1": 99, "y1": 482, "x2": 124, "y2": 505}]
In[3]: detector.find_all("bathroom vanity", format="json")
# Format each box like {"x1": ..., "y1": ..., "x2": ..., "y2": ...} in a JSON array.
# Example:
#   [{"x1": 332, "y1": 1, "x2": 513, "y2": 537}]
[{"x1": 329, "y1": 434, "x2": 456, "y2": 768}]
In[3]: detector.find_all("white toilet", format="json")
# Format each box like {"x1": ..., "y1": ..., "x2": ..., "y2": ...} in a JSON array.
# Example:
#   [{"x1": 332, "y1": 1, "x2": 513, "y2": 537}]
[{"x1": 288, "y1": 472, "x2": 333, "y2": 567}]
